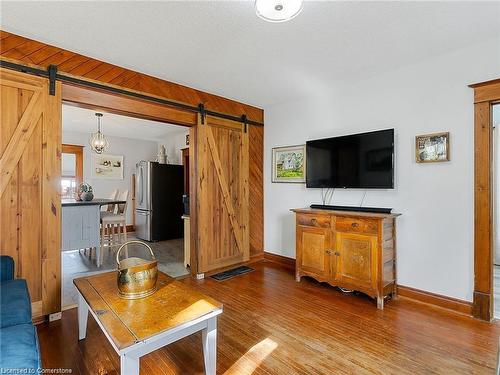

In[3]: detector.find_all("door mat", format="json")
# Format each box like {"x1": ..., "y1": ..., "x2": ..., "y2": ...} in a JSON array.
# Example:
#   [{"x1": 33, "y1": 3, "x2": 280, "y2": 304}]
[{"x1": 210, "y1": 266, "x2": 253, "y2": 281}]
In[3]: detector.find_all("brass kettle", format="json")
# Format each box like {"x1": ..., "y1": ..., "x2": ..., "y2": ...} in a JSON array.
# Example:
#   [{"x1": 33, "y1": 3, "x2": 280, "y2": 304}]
[{"x1": 116, "y1": 241, "x2": 158, "y2": 299}]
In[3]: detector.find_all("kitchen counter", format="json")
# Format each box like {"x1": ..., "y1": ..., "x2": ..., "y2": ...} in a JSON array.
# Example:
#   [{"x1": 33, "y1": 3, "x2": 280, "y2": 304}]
[
  {"x1": 62, "y1": 199, "x2": 126, "y2": 207},
  {"x1": 61, "y1": 198, "x2": 126, "y2": 266}
]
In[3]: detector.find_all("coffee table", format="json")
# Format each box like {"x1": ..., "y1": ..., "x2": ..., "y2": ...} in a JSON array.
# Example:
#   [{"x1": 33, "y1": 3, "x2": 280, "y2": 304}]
[{"x1": 74, "y1": 271, "x2": 223, "y2": 375}]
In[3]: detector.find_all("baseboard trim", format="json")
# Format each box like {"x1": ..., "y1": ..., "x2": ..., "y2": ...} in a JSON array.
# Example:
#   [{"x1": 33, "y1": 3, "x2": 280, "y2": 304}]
[
  {"x1": 472, "y1": 291, "x2": 492, "y2": 321},
  {"x1": 397, "y1": 285, "x2": 473, "y2": 316},
  {"x1": 263, "y1": 251, "x2": 295, "y2": 270},
  {"x1": 262, "y1": 253, "x2": 473, "y2": 316},
  {"x1": 31, "y1": 301, "x2": 42, "y2": 319}
]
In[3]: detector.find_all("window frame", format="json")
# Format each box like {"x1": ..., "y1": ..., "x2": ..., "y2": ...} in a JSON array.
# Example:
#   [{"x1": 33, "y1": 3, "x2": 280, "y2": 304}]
[{"x1": 61, "y1": 143, "x2": 84, "y2": 188}]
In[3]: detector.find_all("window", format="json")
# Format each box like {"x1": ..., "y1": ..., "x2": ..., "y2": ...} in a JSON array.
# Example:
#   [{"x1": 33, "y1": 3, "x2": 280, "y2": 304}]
[{"x1": 61, "y1": 144, "x2": 83, "y2": 199}]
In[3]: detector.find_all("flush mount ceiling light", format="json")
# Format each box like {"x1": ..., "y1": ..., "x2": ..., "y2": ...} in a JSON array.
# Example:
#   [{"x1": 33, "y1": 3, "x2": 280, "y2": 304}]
[
  {"x1": 89, "y1": 113, "x2": 109, "y2": 154},
  {"x1": 255, "y1": 0, "x2": 304, "y2": 23}
]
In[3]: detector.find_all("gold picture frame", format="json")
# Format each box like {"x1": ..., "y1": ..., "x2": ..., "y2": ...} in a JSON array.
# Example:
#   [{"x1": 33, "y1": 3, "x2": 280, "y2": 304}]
[{"x1": 415, "y1": 132, "x2": 450, "y2": 163}]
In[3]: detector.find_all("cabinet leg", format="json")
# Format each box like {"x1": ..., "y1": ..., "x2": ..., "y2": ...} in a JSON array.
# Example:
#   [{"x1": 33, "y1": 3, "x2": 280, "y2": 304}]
[
  {"x1": 377, "y1": 296, "x2": 384, "y2": 309},
  {"x1": 392, "y1": 284, "x2": 398, "y2": 300}
]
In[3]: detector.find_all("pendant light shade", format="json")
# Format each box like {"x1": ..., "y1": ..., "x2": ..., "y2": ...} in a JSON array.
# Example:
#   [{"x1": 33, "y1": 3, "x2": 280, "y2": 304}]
[
  {"x1": 255, "y1": 0, "x2": 303, "y2": 23},
  {"x1": 89, "y1": 113, "x2": 109, "y2": 154}
]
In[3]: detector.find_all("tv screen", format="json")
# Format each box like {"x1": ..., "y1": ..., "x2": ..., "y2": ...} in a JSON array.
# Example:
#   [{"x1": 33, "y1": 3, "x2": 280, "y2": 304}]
[{"x1": 306, "y1": 129, "x2": 394, "y2": 189}]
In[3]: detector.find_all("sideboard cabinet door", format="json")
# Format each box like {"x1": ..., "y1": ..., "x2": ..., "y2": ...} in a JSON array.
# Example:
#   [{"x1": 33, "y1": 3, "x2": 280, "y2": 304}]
[
  {"x1": 296, "y1": 225, "x2": 332, "y2": 281},
  {"x1": 335, "y1": 232, "x2": 378, "y2": 293}
]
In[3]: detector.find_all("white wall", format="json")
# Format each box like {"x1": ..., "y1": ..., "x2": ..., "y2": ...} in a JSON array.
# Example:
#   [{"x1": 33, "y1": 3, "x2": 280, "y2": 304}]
[
  {"x1": 264, "y1": 37, "x2": 500, "y2": 302},
  {"x1": 157, "y1": 129, "x2": 189, "y2": 165},
  {"x1": 62, "y1": 131, "x2": 158, "y2": 225}
]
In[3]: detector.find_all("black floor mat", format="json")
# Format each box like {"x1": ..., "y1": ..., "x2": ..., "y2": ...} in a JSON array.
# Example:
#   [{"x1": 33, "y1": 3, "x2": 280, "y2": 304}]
[{"x1": 210, "y1": 266, "x2": 253, "y2": 281}]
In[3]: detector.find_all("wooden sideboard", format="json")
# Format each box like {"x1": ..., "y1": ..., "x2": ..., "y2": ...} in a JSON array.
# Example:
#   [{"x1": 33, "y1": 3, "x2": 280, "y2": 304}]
[{"x1": 291, "y1": 208, "x2": 400, "y2": 309}]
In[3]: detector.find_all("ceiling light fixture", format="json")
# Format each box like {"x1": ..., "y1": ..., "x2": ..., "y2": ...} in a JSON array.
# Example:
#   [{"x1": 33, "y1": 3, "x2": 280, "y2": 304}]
[
  {"x1": 255, "y1": 0, "x2": 304, "y2": 23},
  {"x1": 89, "y1": 113, "x2": 109, "y2": 154}
]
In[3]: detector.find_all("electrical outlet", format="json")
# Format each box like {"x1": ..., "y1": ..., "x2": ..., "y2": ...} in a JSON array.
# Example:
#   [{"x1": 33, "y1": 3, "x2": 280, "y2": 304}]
[{"x1": 49, "y1": 312, "x2": 62, "y2": 322}]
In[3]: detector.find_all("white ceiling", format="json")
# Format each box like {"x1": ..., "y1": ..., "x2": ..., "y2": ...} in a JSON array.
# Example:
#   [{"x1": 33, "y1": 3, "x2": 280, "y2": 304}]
[
  {"x1": 2, "y1": 1, "x2": 499, "y2": 108},
  {"x1": 62, "y1": 104, "x2": 187, "y2": 141}
]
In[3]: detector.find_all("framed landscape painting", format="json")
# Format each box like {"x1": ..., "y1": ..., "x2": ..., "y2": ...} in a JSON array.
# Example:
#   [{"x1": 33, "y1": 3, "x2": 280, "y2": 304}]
[
  {"x1": 415, "y1": 132, "x2": 450, "y2": 163},
  {"x1": 272, "y1": 145, "x2": 306, "y2": 183},
  {"x1": 91, "y1": 153, "x2": 124, "y2": 179}
]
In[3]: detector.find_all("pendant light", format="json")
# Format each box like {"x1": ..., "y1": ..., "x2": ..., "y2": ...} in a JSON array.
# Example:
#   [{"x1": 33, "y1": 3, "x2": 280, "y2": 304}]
[
  {"x1": 89, "y1": 113, "x2": 109, "y2": 154},
  {"x1": 255, "y1": 0, "x2": 303, "y2": 23}
]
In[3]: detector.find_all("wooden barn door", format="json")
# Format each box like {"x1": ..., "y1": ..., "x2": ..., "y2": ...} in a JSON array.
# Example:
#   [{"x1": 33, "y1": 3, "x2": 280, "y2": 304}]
[
  {"x1": 196, "y1": 115, "x2": 249, "y2": 273},
  {"x1": 0, "y1": 68, "x2": 61, "y2": 317}
]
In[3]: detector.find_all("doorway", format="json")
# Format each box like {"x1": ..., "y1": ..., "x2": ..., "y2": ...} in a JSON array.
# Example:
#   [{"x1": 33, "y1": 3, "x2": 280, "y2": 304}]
[
  {"x1": 60, "y1": 104, "x2": 191, "y2": 309},
  {"x1": 1, "y1": 63, "x2": 259, "y2": 318}
]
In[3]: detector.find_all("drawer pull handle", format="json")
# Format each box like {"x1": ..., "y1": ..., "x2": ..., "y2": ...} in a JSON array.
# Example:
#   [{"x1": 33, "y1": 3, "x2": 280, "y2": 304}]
[
  {"x1": 351, "y1": 222, "x2": 359, "y2": 228},
  {"x1": 311, "y1": 218, "x2": 317, "y2": 224}
]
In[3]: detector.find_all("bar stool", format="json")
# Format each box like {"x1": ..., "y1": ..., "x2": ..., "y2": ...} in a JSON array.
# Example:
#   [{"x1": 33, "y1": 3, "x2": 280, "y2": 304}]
[
  {"x1": 100, "y1": 190, "x2": 128, "y2": 266},
  {"x1": 101, "y1": 189, "x2": 118, "y2": 219},
  {"x1": 82, "y1": 190, "x2": 118, "y2": 258}
]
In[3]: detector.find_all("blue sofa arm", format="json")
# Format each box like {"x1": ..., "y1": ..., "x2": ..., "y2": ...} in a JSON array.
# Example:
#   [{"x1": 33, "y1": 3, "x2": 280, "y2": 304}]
[
  {"x1": 0, "y1": 256, "x2": 14, "y2": 282},
  {"x1": 1, "y1": 279, "x2": 32, "y2": 328}
]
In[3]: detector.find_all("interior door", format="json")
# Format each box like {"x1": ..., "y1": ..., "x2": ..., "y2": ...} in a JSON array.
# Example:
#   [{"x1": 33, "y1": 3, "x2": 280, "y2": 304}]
[
  {"x1": 0, "y1": 68, "x2": 62, "y2": 317},
  {"x1": 336, "y1": 232, "x2": 378, "y2": 291},
  {"x1": 196, "y1": 115, "x2": 249, "y2": 273}
]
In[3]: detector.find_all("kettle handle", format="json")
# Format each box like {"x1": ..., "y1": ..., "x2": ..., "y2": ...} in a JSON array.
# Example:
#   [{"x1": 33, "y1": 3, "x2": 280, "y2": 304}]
[{"x1": 116, "y1": 240, "x2": 156, "y2": 266}]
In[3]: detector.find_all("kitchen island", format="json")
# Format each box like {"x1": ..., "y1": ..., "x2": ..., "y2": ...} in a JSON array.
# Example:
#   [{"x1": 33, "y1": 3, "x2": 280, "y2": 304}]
[{"x1": 61, "y1": 199, "x2": 126, "y2": 267}]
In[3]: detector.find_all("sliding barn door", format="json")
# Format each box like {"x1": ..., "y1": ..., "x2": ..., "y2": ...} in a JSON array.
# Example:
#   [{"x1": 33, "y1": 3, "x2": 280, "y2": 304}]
[
  {"x1": 196, "y1": 115, "x2": 249, "y2": 273},
  {"x1": 0, "y1": 68, "x2": 61, "y2": 316}
]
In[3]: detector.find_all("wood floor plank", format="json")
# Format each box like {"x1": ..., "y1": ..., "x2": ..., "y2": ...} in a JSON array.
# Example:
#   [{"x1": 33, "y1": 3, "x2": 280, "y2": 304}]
[{"x1": 36, "y1": 262, "x2": 500, "y2": 374}]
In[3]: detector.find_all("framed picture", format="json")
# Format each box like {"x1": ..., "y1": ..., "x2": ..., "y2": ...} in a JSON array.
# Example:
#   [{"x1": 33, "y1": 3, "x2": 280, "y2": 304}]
[
  {"x1": 272, "y1": 145, "x2": 306, "y2": 183},
  {"x1": 91, "y1": 154, "x2": 124, "y2": 179},
  {"x1": 415, "y1": 132, "x2": 450, "y2": 163}
]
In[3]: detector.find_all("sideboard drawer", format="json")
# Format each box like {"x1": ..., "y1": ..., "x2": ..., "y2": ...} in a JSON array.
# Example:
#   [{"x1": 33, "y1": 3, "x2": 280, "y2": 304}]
[
  {"x1": 336, "y1": 217, "x2": 378, "y2": 234},
  {"x1": 297, "y1": 214, "x2": 331, "y2": 228}
]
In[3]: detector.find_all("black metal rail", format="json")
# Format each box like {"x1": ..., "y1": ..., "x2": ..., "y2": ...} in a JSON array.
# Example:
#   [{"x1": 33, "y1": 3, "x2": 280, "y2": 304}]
[{"x1": 0, "y1": 60, "x2": 264, "y2": 127}]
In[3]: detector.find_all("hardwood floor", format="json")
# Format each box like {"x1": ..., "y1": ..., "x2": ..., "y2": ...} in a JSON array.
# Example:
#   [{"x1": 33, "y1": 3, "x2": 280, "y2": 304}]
[{"x1": 37, "y1": 261, "x2": 499, "y2": 374}]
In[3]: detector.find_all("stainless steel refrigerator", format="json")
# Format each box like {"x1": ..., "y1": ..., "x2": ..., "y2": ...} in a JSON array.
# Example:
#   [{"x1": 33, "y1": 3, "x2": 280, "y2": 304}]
[{"x1": 135, "y1": 161, "x2": 184, "y2": 241}]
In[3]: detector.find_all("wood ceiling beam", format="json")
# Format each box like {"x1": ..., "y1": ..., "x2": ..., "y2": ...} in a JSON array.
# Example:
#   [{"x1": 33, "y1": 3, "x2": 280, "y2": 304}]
[{"x1": 0, "y1": 30, "x2": 264, "y2": 124}]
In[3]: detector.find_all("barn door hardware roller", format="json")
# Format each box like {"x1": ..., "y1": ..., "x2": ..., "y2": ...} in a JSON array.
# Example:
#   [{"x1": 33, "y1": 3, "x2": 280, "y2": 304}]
[
  {"x1": 198, "y1": 103, "x2": 206, "y2": 124},
  {"x1": 48, "y1": 65, "x2": 57, "y2": 96},
  {"x1": 241, "y1": 114, "x2": 248, "y2": 133}
]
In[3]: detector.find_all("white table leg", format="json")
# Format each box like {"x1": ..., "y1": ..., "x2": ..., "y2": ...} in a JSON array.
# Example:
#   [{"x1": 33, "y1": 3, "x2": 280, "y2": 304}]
[
  {"x1": 98, "y1": 223, "x2": 106, "y2": 268},
  {"x1": 78, "y1": 293, "x2": 89, "y2": 340},
  {"x1": 120, "y1": 353, "x2": 139, "y2": 375},
  {"x1": 202, "y1": 317, "x2": 217, "y2": 375},
  {"x1": 123, "y1": 224, "x2": 128, "y2": 257}
]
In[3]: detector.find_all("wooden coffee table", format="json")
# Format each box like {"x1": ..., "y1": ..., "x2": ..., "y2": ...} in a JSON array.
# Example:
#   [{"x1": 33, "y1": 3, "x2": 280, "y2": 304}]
[{"x1": 74, "y1": 271, "x2": 223, "y2": 375}]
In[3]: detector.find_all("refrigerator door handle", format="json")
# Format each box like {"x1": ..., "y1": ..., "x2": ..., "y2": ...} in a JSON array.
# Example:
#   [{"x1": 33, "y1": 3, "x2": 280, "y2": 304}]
[{"x1": 138, "y1": 165, "x2": 144, "y2": 205}]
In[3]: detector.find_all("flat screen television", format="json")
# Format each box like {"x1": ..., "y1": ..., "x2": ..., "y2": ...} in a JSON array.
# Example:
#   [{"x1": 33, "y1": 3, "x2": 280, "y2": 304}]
[{"x1": 306, "y1": 129, "x2": 394, "y2": 189}]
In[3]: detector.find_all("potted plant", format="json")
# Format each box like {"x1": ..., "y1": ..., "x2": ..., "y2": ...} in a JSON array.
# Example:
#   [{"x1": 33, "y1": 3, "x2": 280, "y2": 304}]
[{"x1": 77, "y1": 182, "x2": 94, "y2": 201}]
